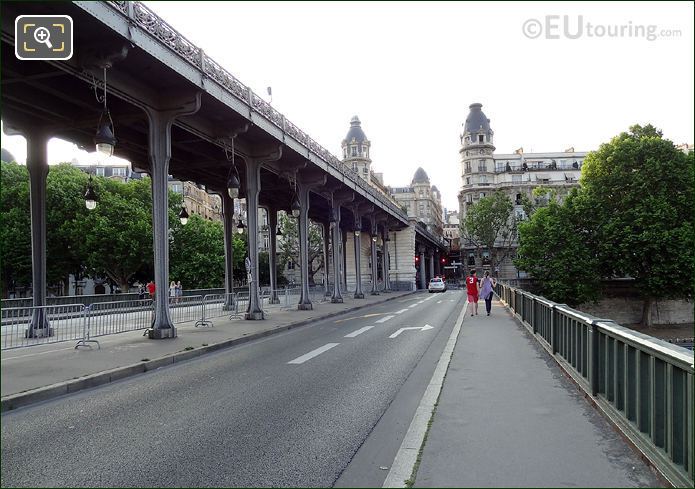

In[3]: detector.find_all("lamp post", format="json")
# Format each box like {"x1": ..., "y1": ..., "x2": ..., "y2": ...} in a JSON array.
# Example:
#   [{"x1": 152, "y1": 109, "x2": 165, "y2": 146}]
[
  {"x1": 178, "y1": 205, "x2": 189, "y2": 225},
  {"x1": 236, "y1": 217, "x2": 246, "y2": 234},
  {"x1": 93, "y1": 67, "x2": 116, "y2": 160},
  {"x1": 84, "y1": 173, "x2": 98, "y2": 210}
]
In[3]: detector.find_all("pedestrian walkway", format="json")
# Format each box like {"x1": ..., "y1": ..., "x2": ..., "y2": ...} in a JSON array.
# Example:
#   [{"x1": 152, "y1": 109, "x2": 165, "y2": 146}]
[
  {"x1": 1, "y1": 291, "x2": 415, "y2": 410},
  {"x1": 413, "y1": 298, "x2": 664, "y2": 488}
]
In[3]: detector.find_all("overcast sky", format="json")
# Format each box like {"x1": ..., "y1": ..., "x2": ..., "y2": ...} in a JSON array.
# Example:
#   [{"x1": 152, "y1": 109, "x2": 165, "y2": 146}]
[{"x1": 2, "y1": 1, "x2": 693, "y2": 210}]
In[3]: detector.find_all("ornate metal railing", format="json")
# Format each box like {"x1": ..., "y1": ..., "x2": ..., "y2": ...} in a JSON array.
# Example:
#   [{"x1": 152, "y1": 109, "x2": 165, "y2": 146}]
[{"x1": 105, "y1": 1, "x2": 408, "y2": 223}]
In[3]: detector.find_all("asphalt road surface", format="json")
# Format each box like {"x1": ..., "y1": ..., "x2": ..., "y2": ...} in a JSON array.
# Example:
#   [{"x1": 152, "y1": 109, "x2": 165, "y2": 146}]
[{"x1": 1, "y1": 290, "x2": 464, "y2": 487}]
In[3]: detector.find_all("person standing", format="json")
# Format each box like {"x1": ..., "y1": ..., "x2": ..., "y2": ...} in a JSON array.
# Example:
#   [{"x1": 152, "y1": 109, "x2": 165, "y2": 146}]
[
  {"x1": 466, "y1": 270, "x2": 480, "y2": 316},
  {"x1": 480, "y1": 271, "x2": 497, "y2": 316},
  {"x1": 169, "y1": 281, "x2": 176, "y2": 304},
  {"x1": 175, "y1": 281, "x2": 183, "y2": 303}
]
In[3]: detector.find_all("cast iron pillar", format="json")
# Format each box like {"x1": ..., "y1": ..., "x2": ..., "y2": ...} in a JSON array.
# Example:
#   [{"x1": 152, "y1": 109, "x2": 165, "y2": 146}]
[
  {"x1": 329, "y1": 191, "x2": 354, "y2": 303},
  {"x1": 267, "y1": 207, "x2": 280, "y2": 304},
  {"x1": 350, "y1": 205, "x2": 365, "y2": 299},
  {"x1": 370, "y1": 215, "x2": 380, "y2": 295},
  {"x1": 342, "y1": 228, "x2": 348, "y2": 292},
  {"x1": 381, "y1": 223, "x2": 391, "y2": 293},
  {"x1": 296, "y1": 172, "x2": 326, "y2": 310},
  {"x1": 25, "y1": 128, "x2": 51, "y2": 336},
  {"x1": 419, "y1": 248, "x2": 427, "y2": 290},
  {"x1": 144, "y1": 92, "x2": 201, "y2": 338},
  {"x1": 322, "y1": 222, "x2": 331, "y2": 297},
  {"x1": 429, "y1": 250, "x2": 435, "y2": 282},
  {"x1": 221, "y1": 191, "x2": 235, "y2": 310},
  {"x1": 434, "y1": 251, "x2": 441, "y2": 277},
  {"x1": 242, "y1": 147, "x2": 282, "y2": 320}
]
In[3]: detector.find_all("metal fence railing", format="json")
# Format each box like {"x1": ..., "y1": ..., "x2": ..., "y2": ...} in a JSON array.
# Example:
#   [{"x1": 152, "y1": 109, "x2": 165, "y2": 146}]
[
  {"x1": 494, "y1": 282, "x2": 694, "y2": 487},
  {"x1": 1, "y1": 304, "x2": 86, "y2": 350}
]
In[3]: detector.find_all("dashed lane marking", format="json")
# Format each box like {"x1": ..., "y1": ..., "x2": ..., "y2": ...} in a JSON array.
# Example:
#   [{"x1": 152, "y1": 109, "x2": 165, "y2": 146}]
[
  {"x1": 288, "y1": 343, "x2": 340, "y2": 364},
  {"x1": 375, "y1": 315, "x2": 395, "y2": 324},
  {"x1": 344, "y1": 326, "x2": 374, "y2": 338},
  {"x1": 393, "y1": 309, "x2": 409, "y2": 314}
]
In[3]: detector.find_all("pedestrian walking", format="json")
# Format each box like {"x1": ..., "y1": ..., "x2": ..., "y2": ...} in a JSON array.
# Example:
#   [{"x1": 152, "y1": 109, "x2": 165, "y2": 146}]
[
  {"x1": 175, "y1": 281, "x2": 183, "y2": 303},
  {"x1": 480, "y1": 271, "x2": 496, "y2": 316},
  {"x1": 169, "y1": 281, "x2": 176, "y2": 304},
  {"x1": 146, "y1": 280, "x2": 156, "y2": 300},
  {"x1": 138, "y1": 284, "x2": 146, "y2": 300},
  {"x1": 466, "y1": 269, "x2": 480, "y2": 316}
]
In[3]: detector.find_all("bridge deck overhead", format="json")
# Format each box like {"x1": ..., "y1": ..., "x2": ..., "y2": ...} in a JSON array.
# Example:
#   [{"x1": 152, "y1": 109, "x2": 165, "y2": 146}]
[{"x1": 0, "y1": 0, "x2": 451, "y2": 241}]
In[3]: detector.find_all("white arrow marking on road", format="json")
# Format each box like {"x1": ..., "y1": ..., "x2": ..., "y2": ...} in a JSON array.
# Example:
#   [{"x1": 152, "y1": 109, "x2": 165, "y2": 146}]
[
  {"x1": 375, "y1": 315, "x2": 395, "y2": 323},
  {"x1": 389, "y1": 324, "x2": 434, "y2": 339},
  {"x1": 344, "y1": 326, "x2": 374, "y2": 338},
  {"x1": 288, "y1": 343, "x2": 339, "y2": 364},
  {"x1": 393, "y1": 308, "x2": 409, "y2": 315}
]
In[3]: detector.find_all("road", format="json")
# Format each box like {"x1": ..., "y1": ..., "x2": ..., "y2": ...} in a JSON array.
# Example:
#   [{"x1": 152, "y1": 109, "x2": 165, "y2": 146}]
[{"x1": 1, "y1": 290, "x2": 464, "y2": 487}]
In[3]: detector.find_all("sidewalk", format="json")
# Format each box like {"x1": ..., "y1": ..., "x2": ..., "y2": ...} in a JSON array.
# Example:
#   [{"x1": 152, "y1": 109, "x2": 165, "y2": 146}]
[
  {"x1": 1, "y1": 290, "x2": 415, "y2": 411},
  {"x1": 413, "y1": 298, "x2": 664, "y2": 488}
]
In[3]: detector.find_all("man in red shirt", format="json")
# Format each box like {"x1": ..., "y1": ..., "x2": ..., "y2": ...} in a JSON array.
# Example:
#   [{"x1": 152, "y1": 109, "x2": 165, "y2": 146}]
[{"x1": 466, "y1": 270, "x2": 480, "y2": 316}]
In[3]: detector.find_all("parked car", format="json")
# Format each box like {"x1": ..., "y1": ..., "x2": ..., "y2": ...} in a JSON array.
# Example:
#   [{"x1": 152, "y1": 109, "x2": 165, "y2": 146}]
[{"x1": 428, "y1": 277, "x2": 447, "y2": 293}]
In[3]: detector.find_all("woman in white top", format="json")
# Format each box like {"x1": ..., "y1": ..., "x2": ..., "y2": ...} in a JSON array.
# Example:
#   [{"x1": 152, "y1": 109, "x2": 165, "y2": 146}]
[{"x1": 169, "y1": 281, "x2": 176, "y2": 303}]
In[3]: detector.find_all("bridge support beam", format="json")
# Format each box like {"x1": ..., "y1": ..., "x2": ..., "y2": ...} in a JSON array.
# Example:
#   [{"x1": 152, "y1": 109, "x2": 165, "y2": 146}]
[
  {"x1": 322, "y1": 222, "x2": 331, "y2": 297},
  {"x1": 144, "y1": 93, "x2": 201, "y2": 338},
  {"x1": 221, "y1": 192, "x2": 236, "y2": 310},
  {"x1": 296, "y1": 173, "x2": 326, "y2": 310},
  {"x1": 419, "y1": 247, "x2": 427, "y2": 290},
  {"x1": 242, "y1": 147, "x2": 282, "y2": 319},
  {"x1": 329, "y1": 191, "x2": 354, "y2": 303},
  {"x1": 434, "y1": 251, "x2": 441, "y2": 277},
  {"x1": 370, "y1": 215, "x2": 380, "y2": 296},
  {"x1": 380, "y1": 222, "x2": 391, "y2": 293},
  {"x1": 428, "y1": 250, "x2": 435, "y2": 283},
  {"x1": 349, "y1": 204, "x2": 368, "y2": 299},
  {"x1": 266, "y1": 207, "x2": 280, "y2": 304},
  {"x1": 24, "y1": 128, "x2": 52, "y2": 337}
]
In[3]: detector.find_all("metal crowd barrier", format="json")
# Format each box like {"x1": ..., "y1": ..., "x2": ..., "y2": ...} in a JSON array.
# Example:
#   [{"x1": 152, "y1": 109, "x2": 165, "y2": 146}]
[
  {"x1": 494, "y1": 282, "x2": 694, "y2": 487},
  {"x1": 1, "y1": 303, "x2": 87, "y2": 350}
]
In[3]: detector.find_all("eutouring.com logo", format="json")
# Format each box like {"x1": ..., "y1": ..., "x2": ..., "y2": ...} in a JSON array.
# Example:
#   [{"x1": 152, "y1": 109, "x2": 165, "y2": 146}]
[{"x1": 522, "y1": 15, "x2": 682, "y2": 41}]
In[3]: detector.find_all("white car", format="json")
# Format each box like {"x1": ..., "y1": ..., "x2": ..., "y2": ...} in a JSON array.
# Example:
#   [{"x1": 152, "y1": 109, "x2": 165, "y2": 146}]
[{"x1": 428, "y1": 277, "x2": 447, "y2": 293}]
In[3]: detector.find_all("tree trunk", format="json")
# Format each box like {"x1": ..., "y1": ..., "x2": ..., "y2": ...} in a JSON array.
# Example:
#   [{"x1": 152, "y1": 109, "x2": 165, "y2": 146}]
[{"x1": 640, "y1": 297, "x2": 653, "y2": 328}]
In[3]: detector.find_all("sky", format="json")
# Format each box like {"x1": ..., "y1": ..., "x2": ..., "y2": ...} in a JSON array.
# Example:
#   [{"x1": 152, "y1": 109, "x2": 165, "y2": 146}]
[{"x1": 2, "y1": 1, "x2": 693, "y2": 210}]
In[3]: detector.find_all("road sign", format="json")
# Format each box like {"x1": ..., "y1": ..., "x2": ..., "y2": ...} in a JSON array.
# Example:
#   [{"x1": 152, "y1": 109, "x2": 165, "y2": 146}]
[
  {"x1": 389, "y1": 324, "x2": 433, "y2": 339},
  {"x1": 244, "y1": 257, "x2": 251, "y2": 271}
]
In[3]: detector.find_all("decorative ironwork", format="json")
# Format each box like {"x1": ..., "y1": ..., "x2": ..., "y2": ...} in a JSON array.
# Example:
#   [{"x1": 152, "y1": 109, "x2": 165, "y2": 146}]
[{"x1": 105, "y1": 1, "x2": 408, "y2": 222}]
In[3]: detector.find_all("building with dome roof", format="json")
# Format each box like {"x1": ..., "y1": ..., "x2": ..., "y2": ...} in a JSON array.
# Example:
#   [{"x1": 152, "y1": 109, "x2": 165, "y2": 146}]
[
  {"x1": 458, "y1": 103, "x2": 587, "y2": 278},
  {"x1": 388, "y1": 167, "x2": 444, "y2": 236}
]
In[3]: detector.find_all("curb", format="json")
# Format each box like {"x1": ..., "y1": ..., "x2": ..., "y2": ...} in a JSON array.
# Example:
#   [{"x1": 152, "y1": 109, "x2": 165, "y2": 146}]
[{"x1": 1, "y1": 291, "x2": 417, "y2": 413}]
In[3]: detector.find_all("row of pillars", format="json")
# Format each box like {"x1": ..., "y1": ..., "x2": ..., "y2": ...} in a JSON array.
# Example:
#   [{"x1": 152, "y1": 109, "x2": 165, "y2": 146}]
[
  {"x1": 417, "y1": 248, "x2": 443, "y2": 290},
  {"x1": 12, "y1": 94, "x2": 396, "y2": 339}
]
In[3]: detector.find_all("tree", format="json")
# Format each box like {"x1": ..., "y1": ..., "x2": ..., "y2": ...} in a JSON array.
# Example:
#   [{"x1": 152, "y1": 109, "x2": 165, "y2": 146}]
[
  {"x1": 579, "y1": 124, "x2": 695, "y2": 326},
  {"x1": 277, "y1": 212, "x2": 325, "y2": 285},
  {"x1": 515, "y1": 189, "x2": 600, "y2": 306},
  {"x1": 0, "y1": 161, "x2": 31, "y2": 296},
  {"x1": 169, "y1": 214, "x2": 225, "y2": 289},
  {"x1": 460, "y1": 191, "x2": 516, "y2": 270}
]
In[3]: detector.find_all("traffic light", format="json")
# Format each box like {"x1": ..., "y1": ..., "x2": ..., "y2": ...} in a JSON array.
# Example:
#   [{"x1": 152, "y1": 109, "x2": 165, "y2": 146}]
[
  {"x1": 415, "y1": 255, "x2": 420, "y2": 264},
  {"x1": 441, "y1": 257, "x2": 446, "y2": 264}
]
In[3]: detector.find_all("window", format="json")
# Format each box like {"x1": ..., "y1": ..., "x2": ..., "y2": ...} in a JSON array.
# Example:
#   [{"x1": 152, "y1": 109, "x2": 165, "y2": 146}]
[
  {"x1": 465, "y1": 177, "x2": 470, "y2": 185},
  {"x1": 466, "y1": 194, "x2": 473, "y2": 203},
  {"x1": 343, "y1": 148, "x2": 347, "y2": 159},
  {"x1": 464, "y1": 161, "x2": 471, "y2": 173},
  {"x1": 263, "y1": 237, "x2": 269, "y2": 249},
  {"x1": 515, "y1": 193, "x2": 522, "y2": 205},
  {"x1": 478, "y1": 134, "x2": 484, "y2": 143},
  {"x1": 171, "y1": 184, "x2": 182, "y2": 194},
  {"x1": 479, "y1": 175, "x2": 488, "y2": 184},
  {"x1": 112, "y1": 167, "x2": 126, "y2": 176},
  {"x1": 363, "y1": 167, "x2": 368, "y2": 174},
  {"x1": 512, "y1": 175, "x2": 522, "y2": 184},
  {"x1": 287, "y1": 260, "x2": 295, "y2": 270},
  {"x1": 478, "y1": 159, "x2": 486, "y2": 172},
  {"x1": 351, "y1": 146, "x2": 358, "y2": 157},
  {"x1": 467, "y1": 253, "x2": 475, "y2": 265},
  {"x1": 479, "y1": 192, "x2": 486, "y2": 199},
  {"x1": 95, "y1": 167, "x2": 105, "y2": 176}
]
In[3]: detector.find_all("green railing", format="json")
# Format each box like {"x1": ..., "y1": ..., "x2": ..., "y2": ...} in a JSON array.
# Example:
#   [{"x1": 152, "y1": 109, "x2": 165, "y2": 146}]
[{"x1": 495, "y1": 282, "x2": 694, "y2": 487}]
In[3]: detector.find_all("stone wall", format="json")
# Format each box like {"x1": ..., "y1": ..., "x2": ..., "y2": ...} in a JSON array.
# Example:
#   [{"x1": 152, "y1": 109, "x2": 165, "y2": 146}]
[
  {"x1": 390, "y1": 227, "x2": 416, "y2": 290},
  {"x1": 577, "y1": 297, "x2": 694, "y2": 326}
]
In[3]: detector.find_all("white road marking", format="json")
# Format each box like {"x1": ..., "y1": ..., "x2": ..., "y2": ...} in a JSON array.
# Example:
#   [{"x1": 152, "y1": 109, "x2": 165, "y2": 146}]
[
  {"x1": 408, "y1": 303, "x2": 418, "y2": 308},
  {"x1": 389, "y1": 324, "x2": 434, "y2": 339},
  {"x1": 375, "y1": 315, "x2": 395, "y2": 324},
  {"x1": 287, "y1": 343, "x2": 339, "y2": 364},
  {"x1": 344, "y1": 326, "x2": 374, "y2": 338},
  {"x1": 1, "y1": 345, "x2": 75, "y2": 360},
  {"x1": 393, "y1": 308, "x2": 409, "y2": 315},
  {"x1": 437, "y1": 300, "x2": 443, "y2": 304}
]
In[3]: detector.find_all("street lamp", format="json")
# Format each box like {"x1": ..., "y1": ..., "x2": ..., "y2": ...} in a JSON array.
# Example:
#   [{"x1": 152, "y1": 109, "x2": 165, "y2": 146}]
[
  {"x1": 94, "y1": 67, "x2": 116, "y2": 159},
  {"x1": 84, "y1": 174, "x2": 98, "y2": 210},
  {"x1": 276, "y1": 226, "x2": 283, "y2": 237},
  {"x1": 371, "y1": 234, "x2": 378, "y2": 243},
  {"x1": 354, "y1": 229, "x2": 361, "y2": 237},
  {"x1": 236, "y1": 218, "x2": 245, "y2": 234},
  {"x1": 178, "y1": 205, "x2": 189, "y2": 225},
  {"x1": 291, "y1": 194, "x2": 301, "y2": 218},
  {"x1": 226, "y1": 169, "x2": 240, "y2": 199}
]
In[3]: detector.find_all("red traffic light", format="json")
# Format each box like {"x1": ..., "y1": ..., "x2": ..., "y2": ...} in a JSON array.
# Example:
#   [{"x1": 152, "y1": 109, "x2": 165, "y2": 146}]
[
  {"x1": 415, "y1": 256, "x2": 420, "y2": 263},
  {"x1": 441, "y1": 258, "x2": 446, "y2": 264}
]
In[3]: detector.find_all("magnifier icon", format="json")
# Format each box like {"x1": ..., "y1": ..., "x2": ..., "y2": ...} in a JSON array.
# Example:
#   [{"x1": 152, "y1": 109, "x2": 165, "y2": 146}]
[{"x1": 33, "y1": 26, "x2": 53, "y2": 49}]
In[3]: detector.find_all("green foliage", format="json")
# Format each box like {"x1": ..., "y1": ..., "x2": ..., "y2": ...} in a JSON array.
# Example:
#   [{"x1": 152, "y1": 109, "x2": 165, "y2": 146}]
[
  {"x1": 580, "y1": 124, "x2": 694, "y2": 301},
  {"x1": 169, "y1": 214, "x2": 225, "y2": 289},
  {"x1": 0, "y1": 162, "x2": 31, "y2": 294},
  {"x1": 515, "y1": 190, "x2": 600, "y2": 306},
  {"x1": 461, "y1": 191, "x2": 516, "y2": 267}
]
